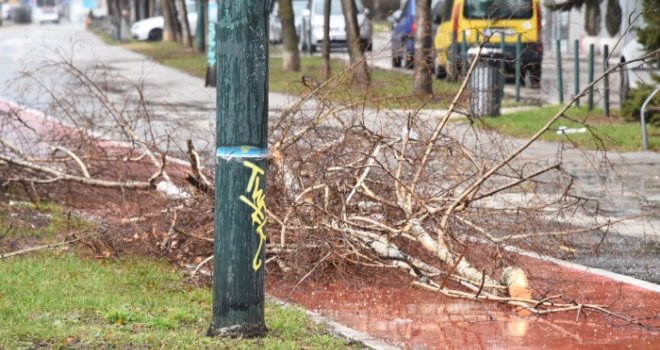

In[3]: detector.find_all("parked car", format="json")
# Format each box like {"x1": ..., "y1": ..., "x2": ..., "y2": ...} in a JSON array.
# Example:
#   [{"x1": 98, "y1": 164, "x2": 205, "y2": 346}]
[
  {"x1": 433, "y1": 0, "x2": 543, "y2": 87},
  {"x1": 33, "y1": 0, "x2": 60, "y2": 24},
  {"x1": 299, "y1": 0, "x2": 372, "y2": 53},
  {"x1": 389, "y1": 0, "x2": 442, "y2": 68},
  {"x1": 1, "y1": 2, "x2": 20, "y2": 21},
  {"x1": 269, "y1": 0, "x2": 308, "y2": 44},
  {"x1": 130, "y1": 2, "x2": 197, "y2": 41}
]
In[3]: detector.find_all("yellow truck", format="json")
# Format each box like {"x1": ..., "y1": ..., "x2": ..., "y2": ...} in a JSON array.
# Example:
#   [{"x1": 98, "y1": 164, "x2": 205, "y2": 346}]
[{"x1": 433, "y1": 0, "x2": 543, "y2": 88}]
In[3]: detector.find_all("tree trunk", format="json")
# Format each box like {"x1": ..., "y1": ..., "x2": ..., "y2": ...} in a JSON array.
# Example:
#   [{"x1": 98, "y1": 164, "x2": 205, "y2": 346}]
[
  {"x1": 148, "y1": 0, "x2": 155, "y2": 17},
  {"x1": 177, "y1": 0, "x2": 193, "y2": 48},
  {"x1": 584, "y1": 1, "x2": 602, "y2": 36},
  {"x1": 413, "y1": 0, "x2": 433, "y2": 94},
  {"x1": 322, "y1": 0, "x2": 331, "y2": 79},
  {"x1": 340, "y1": 0, "x2": 370, "y2": 86},
  {"x1": 162, "y1": 0, "x2": 178, "y2": 42},
  {"x1": 280, "y1": 0, "x2": 301, "y2": 71}
]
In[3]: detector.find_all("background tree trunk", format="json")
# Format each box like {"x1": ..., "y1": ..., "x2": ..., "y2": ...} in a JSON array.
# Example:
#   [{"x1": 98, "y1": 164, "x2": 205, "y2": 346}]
[
  {"x1": 413, "y1": 0, "x2": 432, "y2": 94},
  {"x1": 341, "y1": 0, "x2": 370, "y2": 86},
  {"x1": 177, "y1": 0, "x2": 193, "y2": 48},
  {"x1": 162, "y1": 0, "x2": 178, "y2": 42},
  {"x1": 322, "y1": 0, "x2": 331, "y2": 79},
  {"x1": 281, "y1": 0, "x2": 301, "y2": 71}
]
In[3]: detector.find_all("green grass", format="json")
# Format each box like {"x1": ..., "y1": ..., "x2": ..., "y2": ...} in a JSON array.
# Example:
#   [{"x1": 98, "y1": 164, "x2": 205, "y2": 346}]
[
  {"x1": 0, "y1": 253, "x2": 352, "y2": 349},
  {"x1": 94, "y1": 32, "x2": 460, "y2": 109},
  {"x1": 480, "y1": 105, "x2": 660, "y2": 151},
  {"x1": 125, "y1": 41, "x2": 208, "y2": 78},
  {"x1": 269, "y1": 56, "x2": 459, "y2": 109},
  {"x1": 0, "y1": 202, "x2": 351, "y2": 349}
]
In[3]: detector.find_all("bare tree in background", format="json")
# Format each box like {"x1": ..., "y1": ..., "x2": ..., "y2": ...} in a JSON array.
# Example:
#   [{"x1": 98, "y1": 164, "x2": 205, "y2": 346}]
[
  {"x1": 413, "y1": 0, "x2": 433, "y2": 94},
  {"x1": 162, "y1": 0, "x2": 179, "y2": 42},
  {"x1": 281, "y1": 0, "x2": 301, "y2": 71},
  {"x1": 322, "y1": 0, "x2": 332, "y2": 79},
  {"x1": 341, "y1": 0, "x2": 370, "y2": 86},
  {"x1": 177, "y1": 0, "x2": 193, "y2": 48}
]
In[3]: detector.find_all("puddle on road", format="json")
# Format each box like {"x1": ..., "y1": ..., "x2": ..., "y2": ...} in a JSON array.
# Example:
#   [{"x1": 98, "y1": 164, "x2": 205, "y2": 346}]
[{"x1": 270, "y1": 281, "x2": 659, "y2": 349}]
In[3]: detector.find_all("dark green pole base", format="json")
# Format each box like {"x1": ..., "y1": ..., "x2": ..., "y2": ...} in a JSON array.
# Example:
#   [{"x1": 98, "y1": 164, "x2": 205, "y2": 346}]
[{"x1": 207, "y1": 322, "x2": 267, "y2": 338}]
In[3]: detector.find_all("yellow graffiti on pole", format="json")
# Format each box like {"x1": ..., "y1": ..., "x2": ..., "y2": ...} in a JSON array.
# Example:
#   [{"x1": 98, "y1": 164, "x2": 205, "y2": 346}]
[{"x1": 239, "y1": 161, "x2": 267, "y2": 271}]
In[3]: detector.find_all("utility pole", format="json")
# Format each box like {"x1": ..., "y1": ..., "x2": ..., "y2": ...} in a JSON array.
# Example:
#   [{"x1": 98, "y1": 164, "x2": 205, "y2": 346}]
[
  {"x1": 196, "y1": 0, "x2": 206, "y2": 52},
  {"x1": 207, "y1": 0, "x2": 270, "y2": 338}
]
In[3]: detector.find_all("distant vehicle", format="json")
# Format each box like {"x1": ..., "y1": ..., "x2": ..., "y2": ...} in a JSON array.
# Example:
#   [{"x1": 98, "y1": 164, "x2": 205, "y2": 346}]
[
  {"x1": 389, "y1": 0, "x2": 442, "y2": 68},
  {"x1": 299, "y1": 0, "x2": 373, "y2": 53},
  {"x1": 130, "y1": 2, "x2": 197, "y2": 41},
  {"x1": 433, "y1": 0, "x2": 543, "y2": 87},
  {"x1": 33, "y1": 0, "x2": 60, "y2": 24},
  {"x1": 269, "y1": 0, "x2": 308, "y2": 44},
  {"x1": 2, "y1": 2, "x2": 20, "y2": 20}
]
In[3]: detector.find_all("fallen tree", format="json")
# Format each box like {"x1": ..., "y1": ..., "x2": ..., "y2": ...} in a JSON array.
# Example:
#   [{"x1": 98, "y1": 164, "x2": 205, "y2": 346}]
[{"x1": 1, "y1": 42, "x2": 658, "y2": 326}]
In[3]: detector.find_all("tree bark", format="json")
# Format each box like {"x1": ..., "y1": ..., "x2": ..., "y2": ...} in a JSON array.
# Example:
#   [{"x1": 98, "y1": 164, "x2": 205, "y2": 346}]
[
  {"x1": 341, "y1": 0, "x2": 370, "y2": 86},
  {"x1": 177, "y1": 0, "x2": 193, "y2": 48},
  {"x1": 280, "y1": 0, "x2": 301, "y2": 71},
  {"x1": 322, "y1": 0, "x2": 331, "y2": 79},
  {"x1": 162, "y1": 0, "x2": 178, "y2": 42},
  {"x1": 413, "y1": 0, "x2": 433, "y2": 94}
]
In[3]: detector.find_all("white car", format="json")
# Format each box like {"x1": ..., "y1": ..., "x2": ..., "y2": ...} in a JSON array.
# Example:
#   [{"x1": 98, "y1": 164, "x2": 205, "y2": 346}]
[
  {"x1": 131, "y1": 10, "x2": 197, "y2": 41},
  {"x1": 299, "y1": 0, "x2": 372, "y2": 53},
  {"x1": 33, "y1": 0, "x2": 60, "y2": 24}
]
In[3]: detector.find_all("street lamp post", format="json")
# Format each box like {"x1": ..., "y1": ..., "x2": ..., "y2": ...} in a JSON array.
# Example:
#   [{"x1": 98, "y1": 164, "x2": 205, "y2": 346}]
[{"x1": 207, "y1": 0, "x2": 270, "y2": 338}]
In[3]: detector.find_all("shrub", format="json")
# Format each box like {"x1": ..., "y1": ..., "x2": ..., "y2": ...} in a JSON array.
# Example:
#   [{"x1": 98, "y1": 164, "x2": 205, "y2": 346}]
[{"x1": 621, "y1": 83, "x2": 660, "y2": 126}]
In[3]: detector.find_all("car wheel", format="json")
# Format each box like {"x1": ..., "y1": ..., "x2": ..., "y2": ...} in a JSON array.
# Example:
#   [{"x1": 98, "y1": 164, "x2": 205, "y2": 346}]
[
  {"x1": 404, "y1": 54, "x2": 414, "y2": 69},
  {"x1": 435, "y1": 62, "x2": 447, "y2": 80},
  {"x1": 360, "y1": 40, "x2": 372, "y2": 53},
  {"x1": 524, "y1": 64, "x2": 541, "y2": 89},
  {"x1": 148, "y1": 28, "x2": 163, "y2": 41},
  {"x1": 619, "y1": 59, "x2": 630, "y2": 103},
  {"x1": 392, "y1": 55, "x2": 402, "y2": 68}
]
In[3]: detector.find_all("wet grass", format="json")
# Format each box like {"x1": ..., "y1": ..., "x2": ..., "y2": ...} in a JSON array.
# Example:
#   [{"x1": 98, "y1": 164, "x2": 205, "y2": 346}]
[
  {"x1": 480, "y1": 105, "x2": 660, "y2": 151},
  {"x1": 0, "y1": 202, "x2": 353, "y2": 349}
]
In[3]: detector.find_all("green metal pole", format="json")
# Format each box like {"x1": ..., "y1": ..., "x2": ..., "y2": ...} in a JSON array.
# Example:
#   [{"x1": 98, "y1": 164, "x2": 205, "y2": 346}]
[
  {"x1": 196, "y1": 0, "x2": 206, "y2": 52},
  {"x1": 574, "y1": 39, "x2": 580, "y2": 107},
  {"x1": 556, "y1": 39, "x2": 564, "y2": 104},
  {"x1": 461, "y1": 30, "x2": 467, "y2": 77},
  {"x1": 500, "y1": 32, "x2": 505, "y2": 100},
  {"x1": 515, "y1": 34, "x2": 521, "y2": 102},
  {"x1": 208, "y1": 0, "x2": 269, "y2": 338},
  {"x1": 588, "y1": 43, "x2": 595, "y2": 111},
  {"x1": 603, "y1": 44, "x2": 610, "y2": 116}
]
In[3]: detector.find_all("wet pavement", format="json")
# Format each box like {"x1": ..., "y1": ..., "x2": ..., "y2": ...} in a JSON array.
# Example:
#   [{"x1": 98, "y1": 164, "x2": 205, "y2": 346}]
[
  {"x1": 3, "y1": 23, "x2": 660, "y2": 350},
  {"x1": 270, "y1": 252, "x2": 660, "y2": 349}
]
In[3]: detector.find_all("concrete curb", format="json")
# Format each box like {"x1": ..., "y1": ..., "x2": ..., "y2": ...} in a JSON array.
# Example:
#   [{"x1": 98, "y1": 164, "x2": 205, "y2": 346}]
[
  {"x1": 503, "y1": 244, "x2": 660, "y2": 293},
  {"x1": 268, "y1": 296, "x2": 401, "y2": 350}
]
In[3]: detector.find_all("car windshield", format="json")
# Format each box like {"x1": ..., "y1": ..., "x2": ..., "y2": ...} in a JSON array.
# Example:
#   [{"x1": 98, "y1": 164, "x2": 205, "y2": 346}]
[
  {"x1": 313, "y1": 0, "x2": 363, "y2": 15},
  {"x1": 464, "y1": 0, "x2": 533, "y2": 19}
]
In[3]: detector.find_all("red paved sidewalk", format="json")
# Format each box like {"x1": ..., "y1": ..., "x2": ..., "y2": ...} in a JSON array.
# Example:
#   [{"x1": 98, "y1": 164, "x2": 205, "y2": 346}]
[{"x1": 269, "y1": 252, "x2": 660, "y2": 349}]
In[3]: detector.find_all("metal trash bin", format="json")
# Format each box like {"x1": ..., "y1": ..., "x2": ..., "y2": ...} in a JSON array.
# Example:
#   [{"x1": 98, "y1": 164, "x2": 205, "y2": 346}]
[{"x1": 467, "y1": 47, "x2": 504, "y2": 118}]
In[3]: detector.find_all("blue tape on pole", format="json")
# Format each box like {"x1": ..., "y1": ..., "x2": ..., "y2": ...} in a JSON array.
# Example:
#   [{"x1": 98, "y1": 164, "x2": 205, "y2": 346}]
[{"x1": 216, "y1": 146, "x2": 269, "y2": 161}]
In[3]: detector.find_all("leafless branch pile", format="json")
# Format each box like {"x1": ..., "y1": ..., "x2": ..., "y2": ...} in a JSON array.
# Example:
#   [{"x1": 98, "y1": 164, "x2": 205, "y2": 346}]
[{"x1": 0, "y1": 48, "x2": 653, "y2": 323}]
